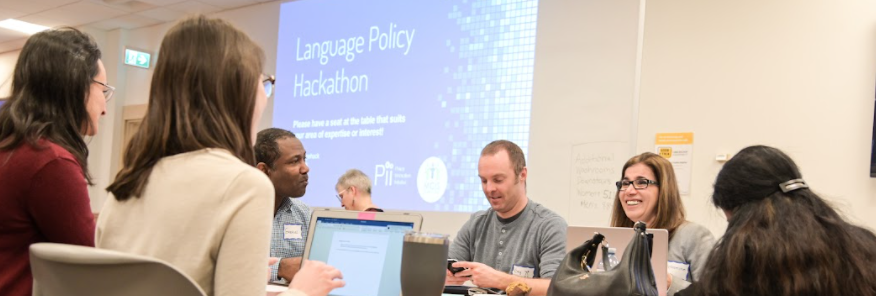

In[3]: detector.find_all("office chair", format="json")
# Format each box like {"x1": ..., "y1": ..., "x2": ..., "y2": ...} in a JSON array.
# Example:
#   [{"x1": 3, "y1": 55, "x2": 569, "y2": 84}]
[{"x1": 29, "y1": 243, "x2": 206, "y2": 296}]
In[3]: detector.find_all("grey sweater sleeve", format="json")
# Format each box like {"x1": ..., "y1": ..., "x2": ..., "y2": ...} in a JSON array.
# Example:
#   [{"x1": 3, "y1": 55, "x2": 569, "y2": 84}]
[
  {"x1": 667, "y1": 222, "x2": 716, "y2": 295},
  {"x1": 448, "y1": 212, "x2": 481, "y2": 261},
  {"x1": 536, "y1": 216, "x2": 568, "y2": 278}
]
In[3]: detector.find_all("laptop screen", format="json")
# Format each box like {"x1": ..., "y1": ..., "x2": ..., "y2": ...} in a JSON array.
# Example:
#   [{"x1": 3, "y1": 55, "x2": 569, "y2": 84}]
[{"x1": 308, "y1": 217, "x2": 415, "y2": 296}]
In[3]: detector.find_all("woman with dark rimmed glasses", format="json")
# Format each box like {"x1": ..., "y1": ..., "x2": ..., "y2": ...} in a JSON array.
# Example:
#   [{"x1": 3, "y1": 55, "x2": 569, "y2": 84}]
[{"x1": 610, "y1": 152, "x2": 715, "y2": 294}]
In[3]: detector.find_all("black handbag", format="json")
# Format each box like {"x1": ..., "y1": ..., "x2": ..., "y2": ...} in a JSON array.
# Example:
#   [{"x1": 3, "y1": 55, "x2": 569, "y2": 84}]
[{"x1": 547, "y1": 221, "x2": 659, "y2": 296}]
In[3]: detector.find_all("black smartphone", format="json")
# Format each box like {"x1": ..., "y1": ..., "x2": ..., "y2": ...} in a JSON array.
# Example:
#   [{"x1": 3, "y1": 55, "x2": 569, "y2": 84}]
[{"x1": 447, "y1": 259, "x2": 466, "y2": 274}]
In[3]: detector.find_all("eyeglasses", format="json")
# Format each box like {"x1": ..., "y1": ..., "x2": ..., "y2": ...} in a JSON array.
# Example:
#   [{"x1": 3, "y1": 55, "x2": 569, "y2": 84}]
[
  {"x1": 615, "y1": 179, "x2": 659, "y2": 191},
  {"x1": 335, "y1": 187, "x2": 350, "y2": 203},
  {"x1": 263, "y1": 74, "x2": 275, "y2": 97},
  {"x1": 92, "y1": 80, "x2": 115, "y2": 102}
]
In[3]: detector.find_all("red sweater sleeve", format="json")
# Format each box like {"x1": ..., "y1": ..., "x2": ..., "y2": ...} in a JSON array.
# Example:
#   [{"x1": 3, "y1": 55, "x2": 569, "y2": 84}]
[{"x1": 26, "y1": 157, "x2": 95, "y2": 246}]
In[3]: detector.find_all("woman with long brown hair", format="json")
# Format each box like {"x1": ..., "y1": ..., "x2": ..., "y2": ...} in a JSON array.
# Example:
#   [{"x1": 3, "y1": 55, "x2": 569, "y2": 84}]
[
  {"x1": 681, "y1": 145, "x2": 876, "y2": 296},
  {"x1": 611, "y1": 152, "x2": 715, "y2": 294},
  {"x1": 97, "y1": 16, "x2": 343, "y2": 296},
  {"x1": 0, "y1": 27, "x2": 108, "y2": 296}
]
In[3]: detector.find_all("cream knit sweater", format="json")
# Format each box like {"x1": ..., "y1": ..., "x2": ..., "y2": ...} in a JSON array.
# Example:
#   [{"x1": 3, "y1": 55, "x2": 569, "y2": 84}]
[{"x1": 97, "y1": 149, "x2": 305, "y2": 296}]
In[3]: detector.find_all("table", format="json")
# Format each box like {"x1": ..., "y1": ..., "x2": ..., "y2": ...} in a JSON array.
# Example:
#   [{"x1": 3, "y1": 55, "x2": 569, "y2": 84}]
[{"x1": 266, "y1": 284, "x2": 460, "y2": 296}]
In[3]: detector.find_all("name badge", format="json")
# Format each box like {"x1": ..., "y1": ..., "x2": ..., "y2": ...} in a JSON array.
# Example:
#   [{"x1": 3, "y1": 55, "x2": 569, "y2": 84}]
[
  {"x1": 284, "y1": 224, "x2": 303, "y2": 240},
  {"x1": 667, "y1": 261, "x2": 691, "y2": 281},
  {"x1": 511, "y1": 265, "x2": 535, "y2": 278}
]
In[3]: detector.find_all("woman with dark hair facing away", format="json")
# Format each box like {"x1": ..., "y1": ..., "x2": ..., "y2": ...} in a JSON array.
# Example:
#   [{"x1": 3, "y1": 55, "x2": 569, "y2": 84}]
[
  {"x1": 0, "y1": 28, "x2": 109, "y2": 296},
  {"x1": 97, "y1": 16, "x2": 343, "y2": 296},
  {"x1": 611, "y1": 152, "x2": 715, "y2": 294},
  {"x1": 679, "y1": 145, "x2": 876, "y2": 296}
]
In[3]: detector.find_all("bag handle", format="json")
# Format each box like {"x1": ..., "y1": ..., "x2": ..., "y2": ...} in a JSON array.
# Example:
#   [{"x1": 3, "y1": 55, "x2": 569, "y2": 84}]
[
  {"x1": 600, "y1": 244, "x2": 613, "y2": 271},
  {"x1": 578, "y1": 233, "x2": 605, "y2": 271},
  {"x1": 629, "y1": 221, "x2": 659, "y2": 296}
]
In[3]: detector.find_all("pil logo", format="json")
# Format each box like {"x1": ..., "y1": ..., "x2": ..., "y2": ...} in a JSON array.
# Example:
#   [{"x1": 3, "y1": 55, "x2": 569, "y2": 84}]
[{"x1": 374, "y1": 161, "x2": 394, "y2": 186}]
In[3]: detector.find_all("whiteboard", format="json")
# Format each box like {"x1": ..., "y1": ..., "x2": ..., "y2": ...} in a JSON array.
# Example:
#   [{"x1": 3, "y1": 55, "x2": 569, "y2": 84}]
[{"x1": 568, "y1": 142, "x2": 630, "y2": 226}]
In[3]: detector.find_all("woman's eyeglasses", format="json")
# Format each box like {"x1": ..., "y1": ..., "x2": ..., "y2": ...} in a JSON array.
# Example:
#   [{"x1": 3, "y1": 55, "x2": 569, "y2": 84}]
[
  {"x1": 263, "y1": 74, "x2": 276, "y2": 97},
  {"x1": 615, "y1": 179, "x2": 659, "y2": 191},
  {"x1": 92, "y1": 80, "x2": 115, "y2": 102},
  {"x1": 335, "y1": 187, "x2": 350, "y2": 203}
]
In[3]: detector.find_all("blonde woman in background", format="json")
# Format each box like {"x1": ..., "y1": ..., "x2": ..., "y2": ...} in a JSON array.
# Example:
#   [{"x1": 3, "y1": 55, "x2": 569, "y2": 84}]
[{"x1": 335, "y1": 169, "x2": 383, "y2": 212}]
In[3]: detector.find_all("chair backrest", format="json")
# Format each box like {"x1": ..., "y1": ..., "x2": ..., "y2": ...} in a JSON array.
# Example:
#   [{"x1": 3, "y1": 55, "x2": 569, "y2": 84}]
[{"x1": 29, "y1": 243, "x2": 206, "y2": 296}]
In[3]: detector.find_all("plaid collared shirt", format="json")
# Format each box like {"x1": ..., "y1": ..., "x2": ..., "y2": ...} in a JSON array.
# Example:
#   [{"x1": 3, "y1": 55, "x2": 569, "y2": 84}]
[{"x1": 269, "y1": 197, "x2": 311, "y2": 283}]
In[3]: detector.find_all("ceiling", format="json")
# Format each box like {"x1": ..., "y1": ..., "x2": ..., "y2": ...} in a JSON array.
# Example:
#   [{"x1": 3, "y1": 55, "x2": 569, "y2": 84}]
[{"x1": 0, "y1": 0, "x2": 273, "y2": 45}]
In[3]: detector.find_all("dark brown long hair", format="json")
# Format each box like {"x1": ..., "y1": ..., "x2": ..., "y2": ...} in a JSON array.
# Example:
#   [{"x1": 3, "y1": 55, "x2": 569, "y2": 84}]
[
  {"x1": 107, "y1": 15, "x2": 265, "y2": 201},
  {"x1": 693, "y1": 145, "x2": 876, "y2": 296},
  {"x1": 610, "y1": 152, "x2": 686, "y2": 238},
  {"x1": 0, "y1": 27, "x2": 101, "y2": 184}
]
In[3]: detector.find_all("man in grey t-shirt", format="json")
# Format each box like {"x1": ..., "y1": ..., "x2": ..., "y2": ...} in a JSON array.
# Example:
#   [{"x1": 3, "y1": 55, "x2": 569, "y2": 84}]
[{"x1": 446, "y1": 140, "x2": 567, "y2": 296}]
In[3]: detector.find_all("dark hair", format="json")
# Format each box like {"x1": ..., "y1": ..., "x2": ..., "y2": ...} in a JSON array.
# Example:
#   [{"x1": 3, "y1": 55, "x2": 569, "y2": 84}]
[
  {"x1": 254, "y1": 128, "x2": 296, "y2": 169},
  {"x1": 610, "y1": 152, "x2": 686, "y2": 238},
  {"x1": 0, "y1": 27, "x2": 101, "y2": 184},
  {"x1": 480, "y1": 140, "x2": 526, "y2": 177},
  {"x1": 107, "y1": 15, "x2": 265, "y2": 201},
  {"x1": 693, "y1": 145, "x2": 876, "y2": 296}
]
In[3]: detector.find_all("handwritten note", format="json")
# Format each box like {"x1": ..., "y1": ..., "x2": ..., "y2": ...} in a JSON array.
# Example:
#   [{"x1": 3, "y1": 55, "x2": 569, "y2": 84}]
[{"x1": 569, "y1": 142, "x2": 629, "y2": 226}]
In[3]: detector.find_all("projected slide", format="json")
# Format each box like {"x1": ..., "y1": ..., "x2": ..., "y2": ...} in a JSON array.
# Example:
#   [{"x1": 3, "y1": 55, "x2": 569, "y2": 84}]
[{"x1": 274, "y1": 0, "x2": 539, "y2": 212}]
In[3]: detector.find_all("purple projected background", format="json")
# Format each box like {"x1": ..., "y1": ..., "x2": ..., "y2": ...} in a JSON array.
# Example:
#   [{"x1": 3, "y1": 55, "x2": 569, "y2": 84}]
[{"x1": 274, "y1": 0, "x2": 539, "y2": 212}]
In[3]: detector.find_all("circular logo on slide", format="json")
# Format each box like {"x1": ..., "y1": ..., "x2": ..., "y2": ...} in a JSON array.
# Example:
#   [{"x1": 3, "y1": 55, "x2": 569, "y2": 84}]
[{"x1": 417, "y1": 157, "x2": 448, "y2": 203}]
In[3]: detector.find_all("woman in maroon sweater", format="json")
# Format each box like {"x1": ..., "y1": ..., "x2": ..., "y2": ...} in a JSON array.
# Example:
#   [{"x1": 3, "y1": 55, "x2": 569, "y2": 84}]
[{"x1": 0, "y1": 28, "x2": 108, "y2": 296}]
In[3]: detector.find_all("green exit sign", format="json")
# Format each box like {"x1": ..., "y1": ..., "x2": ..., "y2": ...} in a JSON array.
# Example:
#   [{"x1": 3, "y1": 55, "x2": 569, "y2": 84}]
[{"x1": 124, "y1": 48, "x2": 151, "y2": 69}]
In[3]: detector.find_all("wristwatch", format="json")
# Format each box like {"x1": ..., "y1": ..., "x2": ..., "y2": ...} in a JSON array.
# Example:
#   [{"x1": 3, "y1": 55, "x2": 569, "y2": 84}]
[{"x1": 505, "y1": 281, "x2": 531, "y2": 296}]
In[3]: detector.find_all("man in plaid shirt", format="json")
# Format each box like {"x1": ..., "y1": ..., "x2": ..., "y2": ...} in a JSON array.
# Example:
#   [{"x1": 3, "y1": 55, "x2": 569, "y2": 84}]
[{"x1": 255, "y1": 128, "x2": 313, "y2": 283}]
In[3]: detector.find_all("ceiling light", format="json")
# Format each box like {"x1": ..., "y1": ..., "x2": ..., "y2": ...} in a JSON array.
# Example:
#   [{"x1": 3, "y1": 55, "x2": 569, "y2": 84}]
[{"x1": 0, "y1": 19, "x2": 50, "y2": 35}]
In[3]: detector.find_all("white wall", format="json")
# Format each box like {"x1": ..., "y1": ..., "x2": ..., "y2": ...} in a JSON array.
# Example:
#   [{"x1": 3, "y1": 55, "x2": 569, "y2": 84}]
[
  {"x1": 0, "y1": 50, "x2": 20, "y2": 98},
  {"x1": 529, "y1": 0, "x2": 643, "y2": 227},
  {"x1": 637, "y1": 0, "x2": 876, "y2": 235}
]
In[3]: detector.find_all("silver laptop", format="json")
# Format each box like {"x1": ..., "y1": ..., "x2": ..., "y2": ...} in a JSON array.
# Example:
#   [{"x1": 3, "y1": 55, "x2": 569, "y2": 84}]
[
  {"x1": 302, "y1": 209, "x2": 423, "y2": 296},
  {"x1": 566, "y1": 226, "x2": 669, "y2": 296}
]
